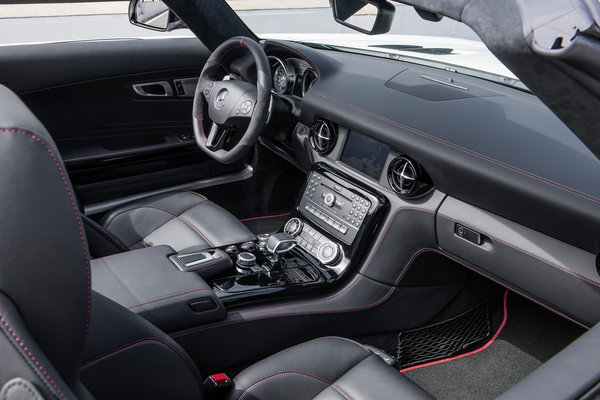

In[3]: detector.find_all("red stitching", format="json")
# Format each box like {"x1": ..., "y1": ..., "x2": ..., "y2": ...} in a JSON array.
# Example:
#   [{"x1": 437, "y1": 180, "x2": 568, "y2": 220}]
[
  {"x1": 1, "y1": 314, "x2": 68, "y2": 399},
  {"x1": 1, "y1": 129, "x2": 91, "y2": 357},
  {"x1": 240, "y1": 212, "x2": 291, "y2": 222},
  {"x1": 236, "y1": 370, "x2": 353, "y2": 400},
  {"x1": 127, "y1": 288, "x2": 213, "y2": 310},
  {"x1": 312, "y1": 89, "x2": 600, "y2": 205},
  {"x1": 80, "y1": 337, "x2": 203, "y2": 393},
  {"x1": 171, "y1": 245, "x2": 589, "y2": 338},
  {"x1": 438, "y1": 212, "x2": 600, "y2": 287},
  {"x1": 91, "y1": 245, "x2": 172, "y2": 263},
  {"x1": 233, "y1": 336, "x2": 371, "y2": 381},
  {"x1": 104, "y1": 205, "x2": 215, "y2": 247}
]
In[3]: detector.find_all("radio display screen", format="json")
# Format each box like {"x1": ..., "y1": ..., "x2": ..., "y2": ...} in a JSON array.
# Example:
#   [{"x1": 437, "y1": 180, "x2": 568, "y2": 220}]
[{"x1": 340, "y1": 131, "x2": 390, "y2": 180}]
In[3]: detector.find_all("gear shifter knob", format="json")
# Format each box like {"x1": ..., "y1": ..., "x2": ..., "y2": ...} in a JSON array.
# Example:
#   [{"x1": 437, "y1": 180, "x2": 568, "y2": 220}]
[{"x1": 266, "y1": 232, "x2": 297, "y2": 255}]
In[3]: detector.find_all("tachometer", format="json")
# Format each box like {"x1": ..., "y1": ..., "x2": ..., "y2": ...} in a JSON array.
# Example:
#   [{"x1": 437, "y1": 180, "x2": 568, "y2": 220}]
[{"x1": 273, "y1": 64, "x2": 288, "y2": 94}]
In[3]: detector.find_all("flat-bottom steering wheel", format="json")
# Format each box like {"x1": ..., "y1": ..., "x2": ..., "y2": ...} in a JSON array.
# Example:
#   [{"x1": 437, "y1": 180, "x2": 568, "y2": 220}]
[{"x1": 193, "y1": 36, "x2": 272, "y2": 164}]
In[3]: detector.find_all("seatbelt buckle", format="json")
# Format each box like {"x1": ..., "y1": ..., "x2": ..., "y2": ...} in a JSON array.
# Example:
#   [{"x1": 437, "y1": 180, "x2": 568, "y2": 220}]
[{"x1": 204, "y1": 373, "x2": 232, "y2": 399}]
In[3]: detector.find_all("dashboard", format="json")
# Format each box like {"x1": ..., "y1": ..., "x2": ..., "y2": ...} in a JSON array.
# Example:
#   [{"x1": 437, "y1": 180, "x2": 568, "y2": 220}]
[{"x1": 261, "y1": 39, "x2": 600, "y2": 328}]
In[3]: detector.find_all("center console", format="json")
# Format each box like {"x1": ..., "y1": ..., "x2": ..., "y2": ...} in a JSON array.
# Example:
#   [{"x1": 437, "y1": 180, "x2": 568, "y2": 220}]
[
  {"x1": 91, "y1": 163, "x2": 388, "y2": 330},
  {"x1": 209, "y1": 163, "x2": 388, "y2": 304}
]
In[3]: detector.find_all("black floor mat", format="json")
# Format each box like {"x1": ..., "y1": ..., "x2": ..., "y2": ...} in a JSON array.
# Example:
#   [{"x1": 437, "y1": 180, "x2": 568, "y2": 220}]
[
  {"x1": 397, "y1": 302, "x2": 490, "y2": 369},
  {"x1": 403, "y1": 292, "x2": 585, "y2": 400}
]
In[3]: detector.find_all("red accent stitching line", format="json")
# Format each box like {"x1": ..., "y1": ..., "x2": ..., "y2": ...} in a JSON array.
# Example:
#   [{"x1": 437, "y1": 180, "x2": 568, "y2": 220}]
[
  {"x1": 312, "y1": 89, "x2": 600, "y2": 205},
  {"x1": 127, "y1": 288, "x2": 213, "y2": 310},
  {"x1": 80, "y1": 337, "x2": 203, "y2": 393},
  {"x1": 438, "y1": 212, "x2": 600, "y2": 287},
  {"x1": 1, "y1": 129, "x2": 92, "y2": 357},
  {"x1": 240, "y1": 212, "x2": 291, "y2": 222},
  {"x1": 400, "y1": 289, "x2": 509, "y2": 373},
  {"x1": 236, "y1": 370, "x2": 353, "y2": 400},
  {"x1": 171, "y1": 246, "x2": 589, "y2": 338},
  {"x1": 104, "y1": 205, "x2": 215, "y2": 247},
  {"x1": 1, "y1": 314, "x2": 68, "y2": 400},
  {"x1": 233, "y1": 336, "x2": 371, "y2": 381}
]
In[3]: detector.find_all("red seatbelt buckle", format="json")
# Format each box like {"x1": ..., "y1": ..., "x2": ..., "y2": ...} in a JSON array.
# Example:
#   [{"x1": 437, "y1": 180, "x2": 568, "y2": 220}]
[
  {"x1": 204, "y1": 372, "x2": 232, "y2": 399},
  {"x1": 209, "y1": 373, "x2": 231, "y2": 387}
]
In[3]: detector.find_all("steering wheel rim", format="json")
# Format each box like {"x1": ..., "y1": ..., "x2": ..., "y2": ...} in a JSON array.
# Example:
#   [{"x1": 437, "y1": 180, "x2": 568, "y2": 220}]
[{"x1": 193, "y1": 36, "x2": 272, "y2": 164}]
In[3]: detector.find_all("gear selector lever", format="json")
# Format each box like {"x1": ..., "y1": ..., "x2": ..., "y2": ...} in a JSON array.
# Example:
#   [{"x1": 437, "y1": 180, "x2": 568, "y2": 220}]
[{"x1": 266, "y1": 232, "x2": 297, "y2": 265}]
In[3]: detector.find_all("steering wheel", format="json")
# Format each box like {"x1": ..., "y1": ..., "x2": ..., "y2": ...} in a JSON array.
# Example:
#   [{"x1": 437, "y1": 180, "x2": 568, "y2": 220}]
[{"x1": 193, "y1": 36, "x2": 272, "y2": 164}]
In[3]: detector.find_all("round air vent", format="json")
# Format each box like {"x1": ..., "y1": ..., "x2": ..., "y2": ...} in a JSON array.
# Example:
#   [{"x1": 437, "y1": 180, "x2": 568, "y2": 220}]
[
  {"x1": 387, "y1": 156, "x2": 432, "y2": 197},
  {"x1": 309, "y1": 119, "x2": 337, "y2": 154}
]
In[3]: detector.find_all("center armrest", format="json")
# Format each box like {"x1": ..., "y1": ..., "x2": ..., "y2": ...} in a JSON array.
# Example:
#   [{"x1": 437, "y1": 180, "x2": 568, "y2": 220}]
[{"x1": 91, "y1": 245, "x2": 226, "y2": 332}]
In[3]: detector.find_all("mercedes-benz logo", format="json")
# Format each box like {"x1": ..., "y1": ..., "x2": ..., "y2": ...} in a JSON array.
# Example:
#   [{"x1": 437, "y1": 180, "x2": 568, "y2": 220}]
[{"x1": 215, "y1": 89, "x2": 229, "y2": 109}]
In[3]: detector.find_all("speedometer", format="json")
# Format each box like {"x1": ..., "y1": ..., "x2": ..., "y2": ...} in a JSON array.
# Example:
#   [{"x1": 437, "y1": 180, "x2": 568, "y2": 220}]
[{"x1": 273, "y1": 64, "x2": 288, "y2": 94}]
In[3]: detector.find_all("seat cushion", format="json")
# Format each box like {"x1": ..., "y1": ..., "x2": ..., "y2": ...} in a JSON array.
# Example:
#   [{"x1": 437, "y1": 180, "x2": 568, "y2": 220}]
[
  {"x1": 228, "y1": 337, "x2": 432, "y2": 400},
  {"x1": 101, "y1": 191, "x2": 255, "y2": 252}
]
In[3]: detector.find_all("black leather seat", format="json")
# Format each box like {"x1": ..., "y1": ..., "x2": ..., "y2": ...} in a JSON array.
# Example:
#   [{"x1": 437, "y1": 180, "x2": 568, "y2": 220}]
[
  {"x1": 100, "y1": 190, "x2": 255, "y2": 252},
  {"x1": 227, "y1": 336, "x2": 432, "y2": 400},
  {"x1": 0, "y1": 84, "x2": 431, "y2": 400}
]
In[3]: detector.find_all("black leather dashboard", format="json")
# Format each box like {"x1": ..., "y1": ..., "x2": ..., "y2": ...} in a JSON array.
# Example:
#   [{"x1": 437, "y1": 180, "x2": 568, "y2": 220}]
[{"x1": 269, "y1": 40, "x2": 600, "y2": 256}]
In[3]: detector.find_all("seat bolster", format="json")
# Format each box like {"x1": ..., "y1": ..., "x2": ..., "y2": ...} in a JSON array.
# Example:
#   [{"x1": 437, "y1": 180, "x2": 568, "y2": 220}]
[
  {"x1": 315, "y1": 354, "x2": 433, "y2": 400},
  {"x1": 228, "y1": 337, "x2": 432, "y2": 400},
  {"x1": 228, "y1": 337, "x2": 372, "y2": 400}
]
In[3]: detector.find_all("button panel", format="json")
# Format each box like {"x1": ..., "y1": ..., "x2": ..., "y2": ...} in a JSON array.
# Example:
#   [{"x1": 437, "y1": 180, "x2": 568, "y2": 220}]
[{"x1": 299, "y1": 170, "x2": 374, "y2": 245}]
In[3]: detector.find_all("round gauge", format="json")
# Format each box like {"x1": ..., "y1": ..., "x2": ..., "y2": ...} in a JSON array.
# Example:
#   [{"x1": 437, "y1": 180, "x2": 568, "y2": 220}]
[
  {"x1": 273, "y1": 64, "x2": 288, "y2": 94},
  {"x1": 302, "y1": 69, "x2": 318, "y2": 96}
]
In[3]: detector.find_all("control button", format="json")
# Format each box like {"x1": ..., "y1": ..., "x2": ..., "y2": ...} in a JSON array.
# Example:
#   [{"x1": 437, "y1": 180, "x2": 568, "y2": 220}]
[
  {"x1": 334, "y1": 200, "x2": 344, "y2": 210},
  {"x1": 317, "y1": 241, "x2": 341, "y2": 266},
  {"x1": 334, "y1": 184, "x2": 343, "y2": 192},
  {"x1": 351, "y1": 194, "x2": 355, "y2": 199},
  {"x1": 333, "y1": 221, "x2": 341, "y2": 229},
  {"x1": 284, "y1": 218, "x2": 303, "y2": 236},
  {"x1": 240, "y1": 241, "x2": 256, "y2": 252},
  {"x1": 326, "y1": 217, "x2": 335, "y2": 226},
  {"x1": 225, "y1": 245, "x2": 239, "y2": 255},
  {"x1": 365, "y1": 200, "x2": 371, "y2": 207},
  {"x1": 340, "y1": 225, "x2": 348, "y2": 234},
  {"x1": 323, "y1": 192, "x2": 336, "y2": 207},
  {"x1": 240, "y1": 100, "x2": 253, "y2": 115},
  {"x1": 352, "y1": 203, "x2": 356, "y2": 208}
]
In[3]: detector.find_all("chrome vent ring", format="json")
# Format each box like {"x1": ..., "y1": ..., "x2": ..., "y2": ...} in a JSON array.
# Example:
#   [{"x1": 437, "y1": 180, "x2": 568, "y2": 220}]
[
  {"x1": 388, "y1": 156, "x2": 419, "y2": 196},
  {"x1": 309, "y1": 119, "x2": 337, "y2": 154}
]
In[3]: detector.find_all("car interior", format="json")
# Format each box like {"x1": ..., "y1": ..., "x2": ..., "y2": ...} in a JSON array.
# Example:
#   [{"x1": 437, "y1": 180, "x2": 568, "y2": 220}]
[{"x1": 1, "y1": 0, "x2": 600, "y2": 399}]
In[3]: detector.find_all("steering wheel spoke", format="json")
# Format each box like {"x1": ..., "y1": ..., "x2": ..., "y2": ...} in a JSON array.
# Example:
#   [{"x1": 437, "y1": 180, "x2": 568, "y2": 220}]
[{"x1": 205, "y1": 123, "x2": 228, "y2": 151}]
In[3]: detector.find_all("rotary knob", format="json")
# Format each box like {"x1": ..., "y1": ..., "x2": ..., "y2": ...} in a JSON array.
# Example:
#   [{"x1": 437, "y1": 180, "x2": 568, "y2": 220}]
[
  {"x1": 284, "y1": 218, "x2": 303, "y2": 236},
  {"x1": 317, "y1": 241, "x2": 341, "y2": 266},
  {"x1": 323, "y1": 192, "x2": 336, "y2": 207},
  {"x1": 236, "y1": 252, "x2": 256, "y2": 274}
]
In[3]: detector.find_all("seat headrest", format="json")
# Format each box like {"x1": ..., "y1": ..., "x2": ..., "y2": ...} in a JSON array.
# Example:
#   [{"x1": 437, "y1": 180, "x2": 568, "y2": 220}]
[{"x1": 0, "y1": 85, "x2": 91, "y2": 390}]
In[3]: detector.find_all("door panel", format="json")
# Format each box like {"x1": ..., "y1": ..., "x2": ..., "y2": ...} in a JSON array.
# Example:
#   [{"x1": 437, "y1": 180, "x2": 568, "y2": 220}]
[{"x1": 2, "y1": 37, "x2": 250, "y2": 211}]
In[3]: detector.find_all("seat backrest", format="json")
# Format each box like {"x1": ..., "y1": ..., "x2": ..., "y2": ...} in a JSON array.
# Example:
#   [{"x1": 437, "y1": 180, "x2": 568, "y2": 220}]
[{"x1": 0, "y1": 85, "x2": 92, "y2": 399}]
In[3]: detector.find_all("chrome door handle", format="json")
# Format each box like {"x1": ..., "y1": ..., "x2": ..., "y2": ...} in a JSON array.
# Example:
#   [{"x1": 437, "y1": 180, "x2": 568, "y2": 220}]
[{"x1": 132, "y1": 81, "x2": 173, "y2": 97}]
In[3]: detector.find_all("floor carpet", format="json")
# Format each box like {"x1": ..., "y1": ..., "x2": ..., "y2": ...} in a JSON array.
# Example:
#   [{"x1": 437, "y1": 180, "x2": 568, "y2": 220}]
[{"x1": 402, "y1": 292, "x2": 585, "y2": 400}]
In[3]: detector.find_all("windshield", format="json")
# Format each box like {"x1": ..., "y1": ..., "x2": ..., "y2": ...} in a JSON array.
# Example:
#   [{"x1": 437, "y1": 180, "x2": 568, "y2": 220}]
[{"x1": 230, "y1": 0, "x2": 520, "y2": 87}]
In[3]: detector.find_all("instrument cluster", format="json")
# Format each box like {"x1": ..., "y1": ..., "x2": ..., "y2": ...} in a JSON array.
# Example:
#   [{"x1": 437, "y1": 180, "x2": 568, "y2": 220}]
[{"x1": 268, "y1": 55, "x2": 317, "y2": 97}]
